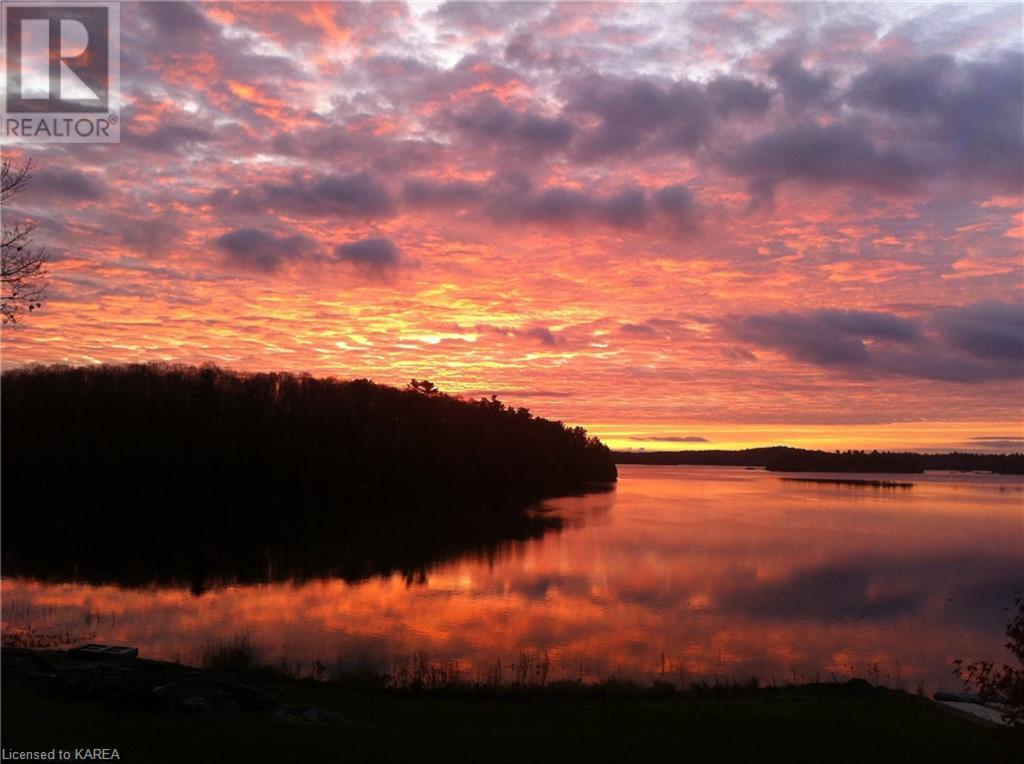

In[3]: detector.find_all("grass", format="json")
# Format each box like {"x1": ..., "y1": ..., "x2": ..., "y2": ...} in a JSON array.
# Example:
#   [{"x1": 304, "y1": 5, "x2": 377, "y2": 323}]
[
  {"x1": 2, "y1": 649, "x2": 1019, "y2": 763},
  {"x1": 199, "y1": 633, "x2": 260, "y2": 672}
]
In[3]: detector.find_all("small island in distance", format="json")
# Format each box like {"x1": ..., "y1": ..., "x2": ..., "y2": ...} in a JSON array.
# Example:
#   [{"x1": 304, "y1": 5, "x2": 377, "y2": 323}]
[{"x1": 614, "y1": 446, "x2": 1024, "y2": 474}]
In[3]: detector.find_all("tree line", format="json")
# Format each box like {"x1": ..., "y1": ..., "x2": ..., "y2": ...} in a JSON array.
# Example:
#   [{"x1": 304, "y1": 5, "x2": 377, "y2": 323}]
[
  {"x1": 614, "y1": 446, "x2": 1023, "y2": 474},
  {"x1": 3, "y1": 363, "x2": 616, "y2": 506}
]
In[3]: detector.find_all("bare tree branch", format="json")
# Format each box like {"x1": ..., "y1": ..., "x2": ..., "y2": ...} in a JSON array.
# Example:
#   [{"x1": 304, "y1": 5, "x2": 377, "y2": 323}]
[{"x1": 1, "y1": 158, "x2": 47, "y2": 324}]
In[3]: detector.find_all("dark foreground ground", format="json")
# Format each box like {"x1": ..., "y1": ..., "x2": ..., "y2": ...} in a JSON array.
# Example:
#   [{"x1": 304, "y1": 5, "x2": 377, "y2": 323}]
[{"x1": 2, "y1": 648, "x2": 1017, "y2": 763}]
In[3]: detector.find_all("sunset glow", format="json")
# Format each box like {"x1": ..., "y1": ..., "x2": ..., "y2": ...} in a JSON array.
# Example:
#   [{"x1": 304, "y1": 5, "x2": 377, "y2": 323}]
[{"x1": 3, "y1": 1, "x2": 1022, "y2": 451}]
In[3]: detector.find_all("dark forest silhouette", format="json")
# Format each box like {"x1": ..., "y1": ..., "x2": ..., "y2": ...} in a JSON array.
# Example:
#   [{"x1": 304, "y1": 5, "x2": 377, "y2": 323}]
[
  {"x1": 3, "y1": 363, "x2": 616, "y2": 499},
  {"x1": 2, "y1": 364, "x2": 615, "y2": 588},
  {"x1": 614, "y1": 446, "x2": 1024, "y2": 474}
]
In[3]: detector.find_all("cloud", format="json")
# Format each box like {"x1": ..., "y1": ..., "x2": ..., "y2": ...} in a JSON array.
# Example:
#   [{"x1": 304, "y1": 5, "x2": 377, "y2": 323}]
[
  {"x1": 633, "y1": 435, "x2": 710, "y2": 443},
  {"x1": 213, "y1": 227, "x2": 318, "y2": 273},
  {"x1": 726, "y1": 302, "x2": 1024, "y2": 382},
  {"x1": 494, "y1": 179, "x2": 700, "y2": 234},
  {"x1": 847, "y1": 51, "x2": 1024, "y2": 190},
  {"x1": 403, "y1": 179, "x2": 488, "y2": 208},
  {"x1": 125, "y1": 123, "x2": 213, "y2": 154},
  {"x1": 121, "y1": 216, "x2": 181, "y2": 256},
  {"x1": 211, "y1": 172, "x2": 395, "y2": 218},
  {"x1": 564, "y1": 73, "x2": 713, "y2": 161},
  {"x1": 725, "y1": 49, "x2": 1023, "y2": 205},
  {"x1": 652, "y1": 184, "x2": 702, "y2": 234},
  {"x1": 706, "y1": 75, "x2": 774, "y2": 116},
  {"x1": 431, "y1": 1, "x2": 546, "y2": 35},
  {"x1": 333, "y1": 237, "x2": 404, "y2": 276},
  {"x1": 561, "y1": 70, "x2": 774, "y2": 164},
  {"x1": 268, "y1": 124, "x2": 444, "y2": 173},
  {"x1": 402, "y1": 175, "x2": 702, "y2": 235},
  {"x1": 140, "y1": 1, "x2": 217, "y2": 42},
  {"x1": 525, "y1": 326, "x2": 557, "y2": 346},
  {"x1": 933, "y1": 300, "x2": 1024, "y2": 362},
  {"x1": 620, "y1": 323, "x2": 659, "y2": 336},
  {"x1": 445, "y1": 94, "x2": 574, "y2": 156},
  {"x1": 503, "y1": 32, "x2": 578, "y2": 72},
  {"x1": 968, "y1": 437, "x2": 1024, "y2": 450},
  {"x1": 768, "y1": 53, "x2": 835, "y2": 108},
  {"x1": 724, "y1": 123, "x2": 923, "y2": 207},
  {"x1": 32, "y1": 169, "x2": 106, "y2": 201}
]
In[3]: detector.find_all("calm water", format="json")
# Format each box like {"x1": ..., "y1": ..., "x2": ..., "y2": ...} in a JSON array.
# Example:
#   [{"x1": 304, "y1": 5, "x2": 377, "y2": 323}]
[{"x1": 3, "y1": 466, "x2": 1022, "y2": 690}]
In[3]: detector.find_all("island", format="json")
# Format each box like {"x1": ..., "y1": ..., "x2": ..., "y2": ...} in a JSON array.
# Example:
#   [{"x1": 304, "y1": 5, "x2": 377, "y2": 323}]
[{"x1": 613, "y1": 446, "x2": 1024, "y2": 474}]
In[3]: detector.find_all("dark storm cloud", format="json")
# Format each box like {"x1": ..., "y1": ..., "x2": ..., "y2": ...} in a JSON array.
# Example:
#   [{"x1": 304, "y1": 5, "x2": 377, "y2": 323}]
[
  {"x1": 726, "y1": 302, "x2": 1024, "y2": 382},
  {"x1": 210, "y1": 172, "x2": 395, "y2": 218},
  {"x1": 213, "y1": 227, "x2": 318, "y2": 273},
  {"x1": 333, "y1": 237, "x2": 404, "y2": 275}
]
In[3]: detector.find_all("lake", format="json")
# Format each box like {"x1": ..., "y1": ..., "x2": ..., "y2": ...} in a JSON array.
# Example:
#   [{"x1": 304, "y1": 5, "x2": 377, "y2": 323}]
[{"x1": 3, "y1": 465, "x2": 1022, "y2": 691}]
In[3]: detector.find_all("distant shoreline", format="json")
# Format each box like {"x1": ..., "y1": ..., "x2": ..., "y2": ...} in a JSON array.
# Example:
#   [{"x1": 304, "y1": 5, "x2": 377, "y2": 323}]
[{"x1": 612, "y1": 446, "x2": 1024, "y2": 474}]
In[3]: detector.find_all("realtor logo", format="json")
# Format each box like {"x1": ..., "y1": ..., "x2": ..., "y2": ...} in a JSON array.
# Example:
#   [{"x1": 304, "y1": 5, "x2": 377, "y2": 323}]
[{"x1": 2, "y1": 1, "x2": 120, "y2": 143}]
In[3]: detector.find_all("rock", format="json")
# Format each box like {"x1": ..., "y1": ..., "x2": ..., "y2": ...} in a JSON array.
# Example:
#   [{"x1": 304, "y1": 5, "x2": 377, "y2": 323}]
[
  {"x1": 272, "y1": 705, "x2": 348, "y2": 724},
  {"x1": 180, "y1": 695, "x2": 212, "y2": 715}
]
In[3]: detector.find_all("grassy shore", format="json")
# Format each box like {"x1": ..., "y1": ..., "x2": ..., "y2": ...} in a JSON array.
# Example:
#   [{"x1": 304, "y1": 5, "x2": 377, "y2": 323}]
[{"x1": 2, "y1": 649, "x2": 1017, "y2": 763}]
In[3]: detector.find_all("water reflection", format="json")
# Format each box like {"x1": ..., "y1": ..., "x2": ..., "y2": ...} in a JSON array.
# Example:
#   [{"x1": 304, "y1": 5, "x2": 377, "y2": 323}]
[
  {"x1": 1, "y1": 497, "x2": 565, "y2": 593},
  {"x1": 3, "y1": 466, "x2": 1021, "y2": 690}
]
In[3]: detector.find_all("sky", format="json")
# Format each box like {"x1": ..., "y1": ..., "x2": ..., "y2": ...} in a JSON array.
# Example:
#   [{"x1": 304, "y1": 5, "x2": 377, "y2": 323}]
[{"x1": 2, "y1": 1, "x2": 1023, "y2": 452}]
